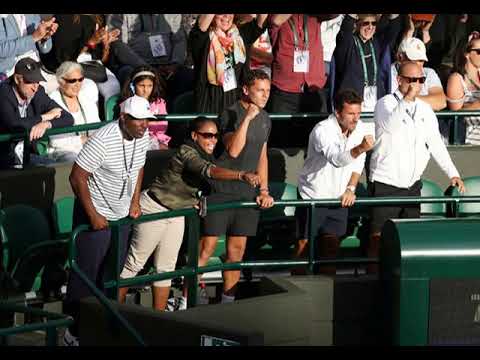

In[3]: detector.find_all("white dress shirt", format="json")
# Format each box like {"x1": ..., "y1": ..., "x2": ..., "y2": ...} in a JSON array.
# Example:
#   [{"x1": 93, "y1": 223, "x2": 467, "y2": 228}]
[
  {"x1": 298, "y1": 114, "x2": 369, "y2": 200},
  {"x1": 370, "y1": 90, "x2": 460, "y2": 188}
]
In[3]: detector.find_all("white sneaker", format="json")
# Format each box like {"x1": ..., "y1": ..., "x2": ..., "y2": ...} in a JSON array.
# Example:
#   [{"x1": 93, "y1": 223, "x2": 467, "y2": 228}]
[
  {"x1": 197, "y1": 284, "x2": 209, "y2": 305},
  {"x1": 176, "y1": 296, "x2": 187, "y2": 311},
  {"x1": 62, "y1": 328, "x2": 79, "y2": 346},
  {"x1": 165, "y1": 297, "x2": 176, "y2": 312}
]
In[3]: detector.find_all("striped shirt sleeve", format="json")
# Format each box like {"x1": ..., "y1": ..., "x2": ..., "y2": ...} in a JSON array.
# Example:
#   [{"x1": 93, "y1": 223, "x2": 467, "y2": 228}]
[{"x1": 75, "y1": 133, "x2": 107, "y2": 174}]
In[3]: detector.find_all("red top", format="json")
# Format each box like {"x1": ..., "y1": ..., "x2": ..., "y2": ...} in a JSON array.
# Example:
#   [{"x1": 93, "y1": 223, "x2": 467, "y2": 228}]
[{"x1": 269, "y1": 14, "x2": 326, "y2": 93}]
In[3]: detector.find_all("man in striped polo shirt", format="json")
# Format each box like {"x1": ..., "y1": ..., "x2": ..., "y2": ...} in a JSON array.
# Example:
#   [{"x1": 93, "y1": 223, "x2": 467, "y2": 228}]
[{"x1": 63, "y1": 95, "x2": 153, "y2": 346}]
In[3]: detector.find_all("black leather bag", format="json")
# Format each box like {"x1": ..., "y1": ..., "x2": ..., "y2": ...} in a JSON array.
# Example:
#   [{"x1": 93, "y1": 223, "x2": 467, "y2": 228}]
[{"x1": 81, "y1": 61, "x2": 108, "y2": 83}]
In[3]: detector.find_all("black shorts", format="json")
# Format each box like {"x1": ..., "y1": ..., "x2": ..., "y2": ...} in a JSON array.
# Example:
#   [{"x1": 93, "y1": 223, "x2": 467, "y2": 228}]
[
  {"x1": 369, "y1": 180, "x2": 422, "y2": 234},
  {"x1": 295, "y1": 205, "x2": 348, "y2": 240},
  {"x1": 201, "y1": 193, "x2": 260, "y2": 237}
]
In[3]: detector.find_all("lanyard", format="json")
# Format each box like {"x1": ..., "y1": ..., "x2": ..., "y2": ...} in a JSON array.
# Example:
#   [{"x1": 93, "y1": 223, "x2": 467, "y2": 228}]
[
  {"x1": 120, "y1": 137, "x2": 137, "y2": 199},
  {"x1": 353, "y1": 35, "x2": 377, "y2": 86},
  {"x1": 393, "y1": 92, "x2": 417, "y2": 121},
  {"x1": 122, "y1": 138, "x2": 137, "y2": 178},
  {"x1": 60, "y1": 93, "x2": 89, "y2": 136},
  {"x1": 288, "y1": 14, "x2": 309, "y2": 50}
]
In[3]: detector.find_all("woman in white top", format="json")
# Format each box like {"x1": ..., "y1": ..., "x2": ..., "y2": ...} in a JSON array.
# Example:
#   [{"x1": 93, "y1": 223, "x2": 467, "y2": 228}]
[
  {"x1": 48, "y1": 61, "x2": 101, "y2": 162},
  {"x1": 446, "y1": 32, "x2": 480, "y2": 145}
]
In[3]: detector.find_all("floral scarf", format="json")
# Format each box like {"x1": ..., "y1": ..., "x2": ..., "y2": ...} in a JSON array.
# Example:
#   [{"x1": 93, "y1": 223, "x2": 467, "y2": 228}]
[{"x1": 207, "y1": 25, "x2": 246, "y2": 87}]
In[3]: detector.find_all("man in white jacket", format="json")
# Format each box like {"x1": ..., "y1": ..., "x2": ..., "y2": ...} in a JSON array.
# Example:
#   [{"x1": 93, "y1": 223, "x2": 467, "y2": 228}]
[
  {"x1": 368, "y1": 61, "x2": 465, "y2": 273},
  {"x1": 294, "y1": 89, "x2": 374, "y2": 275}
]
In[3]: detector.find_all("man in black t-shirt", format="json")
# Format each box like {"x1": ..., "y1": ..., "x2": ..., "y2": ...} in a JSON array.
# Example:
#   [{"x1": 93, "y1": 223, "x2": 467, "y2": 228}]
[{"x1": 199, "y1": 70, "x2": 274, "y2": 304}]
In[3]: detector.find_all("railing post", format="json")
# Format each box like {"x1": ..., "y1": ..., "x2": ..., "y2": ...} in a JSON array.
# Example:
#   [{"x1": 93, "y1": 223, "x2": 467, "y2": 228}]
[
  {"x1": 45, "y1": 327, "x2": 57, "y2": 346},
  {"x1": 453, "y1": 115, "x2": 459, "y2": 145},
  {"x1": 22, "y1": 134, "x2": 31, "y2": 168},
  {"x1": 308, "y1": 204, "x2": 316, "y2": 274},
  {"x1": 186, "y1": 213, "x2": 200, "y2": 308}
]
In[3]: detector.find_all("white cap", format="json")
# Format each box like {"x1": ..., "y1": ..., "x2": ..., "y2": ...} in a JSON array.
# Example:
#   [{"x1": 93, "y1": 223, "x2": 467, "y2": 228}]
[
  {"x1": 120, "y1": 95, "x2": 157, "y2": 120},
  {"x1": 398, "y1": 37, "x2": 428, "y2": 61}
]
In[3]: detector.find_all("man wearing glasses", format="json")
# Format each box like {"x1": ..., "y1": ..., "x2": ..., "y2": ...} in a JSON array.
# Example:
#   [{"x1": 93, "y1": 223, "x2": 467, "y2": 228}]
[
  {"x1": 391, "y1": 37, "x2": 446, "y2": 111},
  {"x1": 367, "y1": 61, "x2": 465, "y2": 274},
  {"x1": 0, "y1": 57, "x2": 73, "y2": 169},
  {"x1": 332, "y1": 14, "x2": 401, "y2": 113}
]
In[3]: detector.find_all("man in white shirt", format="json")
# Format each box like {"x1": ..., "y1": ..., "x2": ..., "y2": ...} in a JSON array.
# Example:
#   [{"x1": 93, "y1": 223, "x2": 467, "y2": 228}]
[
  {"x1": 294, "y1": 89, "x2": 374, "y2": 275},
  {"x1": 369, "y1": 61, "x2": 465, "y2": 273},
  {"x1": 390, "y1": 37, "x2": 446, "y2": 111}
]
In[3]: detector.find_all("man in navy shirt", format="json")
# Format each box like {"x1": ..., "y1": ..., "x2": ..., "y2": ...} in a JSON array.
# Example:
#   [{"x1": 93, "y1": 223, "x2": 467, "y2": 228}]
[{"x1": 0, "y1": 57, "x2": 73, "y2": 169}]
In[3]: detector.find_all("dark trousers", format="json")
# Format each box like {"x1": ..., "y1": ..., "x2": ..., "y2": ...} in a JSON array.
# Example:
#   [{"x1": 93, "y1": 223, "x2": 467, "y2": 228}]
[
  {"x1": 64, "y1": 200, "x2": 130, "y2": 335},
  {"x1": 268, "y1": 85, "x2": 328, "y2": 114},
  {"x1": 368, "y1": 180, "x2": 422, "y2": 234},
  {"x1": 268, "y1": 85, "x2": 329, "y2": 147}
]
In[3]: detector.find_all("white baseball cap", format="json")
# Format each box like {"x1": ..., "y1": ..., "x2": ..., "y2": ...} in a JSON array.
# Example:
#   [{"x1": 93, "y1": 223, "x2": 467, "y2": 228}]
[
  {"x1": 398, "y1": 37, "x2": 428, "y2": 62},
  {"x1": 120, "y1": 95, "x2": 157, "y2": 120}
]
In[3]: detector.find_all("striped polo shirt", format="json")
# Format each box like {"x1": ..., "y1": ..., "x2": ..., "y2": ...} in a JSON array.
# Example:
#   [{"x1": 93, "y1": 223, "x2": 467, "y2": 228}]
[{"x1": 75, "y1": 121, "x2": 149, "y2": 221}]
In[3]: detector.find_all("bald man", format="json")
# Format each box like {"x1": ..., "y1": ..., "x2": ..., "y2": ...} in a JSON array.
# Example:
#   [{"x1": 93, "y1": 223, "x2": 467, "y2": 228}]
[{"x1": 367, "y1": 61, "x2": 465, "y2": 273}]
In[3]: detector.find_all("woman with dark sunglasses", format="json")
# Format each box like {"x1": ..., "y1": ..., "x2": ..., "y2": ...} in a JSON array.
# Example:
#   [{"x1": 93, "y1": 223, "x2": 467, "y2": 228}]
[
  {"x1": 47, "y1": 61, "x2": 101, "y2": 162},
  {"x1": 331, "y1": 14, "x2": 401, "y2": 112},
  {"x1": 118, "y1": 116, "x2": 259, "y2": 312},
  {"x1": 446, "y1": 32, "x2": 480, "y2": 145}
]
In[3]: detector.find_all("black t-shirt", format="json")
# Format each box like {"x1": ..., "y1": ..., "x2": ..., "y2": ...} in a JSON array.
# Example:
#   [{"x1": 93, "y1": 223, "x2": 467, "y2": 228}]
[{"x1": 210, "y1": 101, "x2": 271, "y2": 199}]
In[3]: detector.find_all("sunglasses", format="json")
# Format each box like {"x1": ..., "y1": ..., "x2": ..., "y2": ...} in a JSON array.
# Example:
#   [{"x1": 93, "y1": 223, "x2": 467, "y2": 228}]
[
  {"x1": 360, "y1": 21, "x2": 377, "y2": 27},
  {"x1": 196, "y1": 131, "x2": 219, "y2": 139},
  {"x1": 400, "y1": 75, "x2": 426, "y2": 84},
  {"x1": 22, "y1": 79, "x2": 39, "y2": 85},
  {"x1": 63, "y1": 77, "x2": 85, "y2": 84},
  {"x1": 469, "y1": 48, "x2": 480, "y2": 55}
]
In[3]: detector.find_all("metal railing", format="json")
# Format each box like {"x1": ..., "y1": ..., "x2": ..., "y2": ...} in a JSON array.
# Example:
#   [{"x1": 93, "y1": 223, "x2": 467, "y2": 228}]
[
  {"x1": 66, "y1": 195, "x2": 480, "y2": 346},
  {"x1": 0, "y1": 110, "x2": 477, "y2": 167}
]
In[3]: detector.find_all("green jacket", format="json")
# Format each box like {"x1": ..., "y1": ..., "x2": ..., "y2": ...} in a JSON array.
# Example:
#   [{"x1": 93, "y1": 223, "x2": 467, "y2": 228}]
[{"x1": 148, "y1": 143, "x2": 214, "y2": 210}]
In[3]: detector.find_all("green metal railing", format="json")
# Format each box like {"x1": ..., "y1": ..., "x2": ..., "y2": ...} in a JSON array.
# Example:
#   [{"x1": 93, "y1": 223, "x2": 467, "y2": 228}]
[
  {"x1": 0, "y1": 302, "x2": 73, "y2": 346},
  {"x1": 0, "y1": 110, "x2": 477, "y2": 167},
  {"x1": 66, "y1": 195, "x2": 480, "y2": 346}
]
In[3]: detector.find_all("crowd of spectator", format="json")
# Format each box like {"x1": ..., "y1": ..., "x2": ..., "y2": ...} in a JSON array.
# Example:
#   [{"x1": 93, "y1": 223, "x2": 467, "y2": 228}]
[{"x1": 0, "y1": 14, "x2": 477, "y2": 346}]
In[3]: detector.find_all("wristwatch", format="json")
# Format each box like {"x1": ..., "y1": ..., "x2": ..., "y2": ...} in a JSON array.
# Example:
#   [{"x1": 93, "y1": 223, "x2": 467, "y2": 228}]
[{"x1": 346, "y1": 185, "x2": 356, "y2": 193}]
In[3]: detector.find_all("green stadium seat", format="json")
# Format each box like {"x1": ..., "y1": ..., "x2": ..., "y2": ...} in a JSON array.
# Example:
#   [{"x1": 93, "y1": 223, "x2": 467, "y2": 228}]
[
  {"x1": 171, "y1": 91, "x2": 194, "y2": 114},
  {"x1": 450, "y1": 176, "x2": 480, "y2": 217},
  {"x1": 104, "y1": 94, "x2": 120, "y2": 121},
  {"x1": 1, "y1": 205, "x2": 68, "y2": 294},
  {"x1": 249, "y1": 182, "x2": 298, "y2": 254},
  {"x1": 420, "y1": 179, "x2": 446, "y2": 217},
  {"x1": 341, "y1": 182, "x2": 369, "y2": 249},
  {"x1": 52, "y1": 196, "x2": 75, "y2": 239}
]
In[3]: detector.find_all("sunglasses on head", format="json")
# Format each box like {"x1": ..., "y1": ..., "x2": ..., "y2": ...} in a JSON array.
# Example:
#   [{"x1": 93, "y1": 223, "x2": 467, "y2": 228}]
[
  {"x1": 469, "y1": 48, "x2": 480, "y2": 55},
  {"x1": 401, "y1": 75, "x2": 426, "y2": 84},
  {"x1": 360, "y1": 21, "x2": 377, "y2": 27},
  {"x1": 63, "y1": 77, "x2": 85, "y2": 84},
  {"x1": 196, "y1": 131, "x2": 219, "y2": 139}
]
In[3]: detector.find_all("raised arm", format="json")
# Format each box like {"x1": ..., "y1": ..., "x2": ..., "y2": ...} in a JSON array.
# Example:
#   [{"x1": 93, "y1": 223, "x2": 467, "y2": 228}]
[
  {"x1": 270, "y1": 14, "x2": 293, "y2": 27},
  {"x1": 222, "y1": 104, "x2": 259, "y2": 158},
  {"x1": 257, "y1": 14, "x2": 268, "y2": 28},
  {"x1": 198, "y1": 14, "x2": 215, "y2": 32}
]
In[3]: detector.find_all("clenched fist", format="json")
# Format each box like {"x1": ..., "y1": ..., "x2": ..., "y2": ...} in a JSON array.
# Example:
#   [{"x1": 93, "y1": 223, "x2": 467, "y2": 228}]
[{"x1": 359, "y1": 135, "x2": 374, "y2": 152}]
